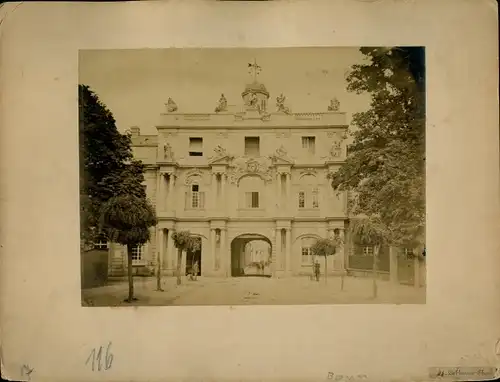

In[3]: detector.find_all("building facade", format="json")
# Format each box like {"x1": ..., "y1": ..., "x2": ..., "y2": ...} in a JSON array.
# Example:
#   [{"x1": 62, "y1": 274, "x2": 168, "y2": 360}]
[{"x1": 109, "y1": 78, "x2": 349, "y2": 278}]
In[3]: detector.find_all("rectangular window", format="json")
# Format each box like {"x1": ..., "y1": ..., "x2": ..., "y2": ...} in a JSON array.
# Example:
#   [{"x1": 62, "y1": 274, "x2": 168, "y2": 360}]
[
  {"x1": 185, "y1": 185, "x2": 205, "y2": 209},
  {"x1": 301, "y1": 247, "x2": 312, "y2": 264},
  {"x1": 131, "y1": 245, "x2": 143, "y2": 261},
  {"x1": 301, "y1": 136, "x2": 316, "y2": 154},
  {"x1": 298, "y1": 191, "x2": 305, "y2": 208},
  {"x1": 362, "y1": 246, "x2": 374, "y2": 256},
  {"x1": 312, "y1": 188, "x2": 319, "y2": 208},
  {"x1": 244, "y1": 137, "x2": 260, "y2": 157},
  {"x1": 189, "y1": 137, "x2": 203, "y2": 156},
  {"x1": 191, "y1": 184, "x2": 199, "y2": 208},
  {"x1": 245, "y1": 192, "x2": 259, "y2": 208}
]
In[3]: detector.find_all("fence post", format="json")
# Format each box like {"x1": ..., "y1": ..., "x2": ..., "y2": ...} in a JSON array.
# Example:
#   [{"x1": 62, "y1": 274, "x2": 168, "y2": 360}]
[
  {"x1": 413, "y1": 253, "x2": 421, "y2": 288},
  {"x1": 389, "y1": 246, "x2": 399, "y2": 285}
]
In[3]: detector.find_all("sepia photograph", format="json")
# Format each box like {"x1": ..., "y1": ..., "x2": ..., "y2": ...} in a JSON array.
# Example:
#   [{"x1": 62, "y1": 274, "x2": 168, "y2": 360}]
[{"x1": 79, "y1": 47, "x2": 426, "y2": 307}]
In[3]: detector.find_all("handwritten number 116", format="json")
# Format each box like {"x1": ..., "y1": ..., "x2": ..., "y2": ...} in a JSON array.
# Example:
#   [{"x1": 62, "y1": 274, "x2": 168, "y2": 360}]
[{"x1": 86, "y1": 342, "x2": 113, "y2": 371}]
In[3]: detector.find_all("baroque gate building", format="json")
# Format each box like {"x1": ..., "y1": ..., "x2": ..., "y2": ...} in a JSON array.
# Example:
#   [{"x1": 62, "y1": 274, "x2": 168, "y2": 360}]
[{"x1": 109, "y1": 76, "x2": 349, "y2": 278}]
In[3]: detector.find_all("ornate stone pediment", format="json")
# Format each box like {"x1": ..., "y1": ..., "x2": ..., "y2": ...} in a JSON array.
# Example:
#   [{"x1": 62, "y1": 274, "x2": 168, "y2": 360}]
[{"x1": 227, "y1": 157, "x2": 274, "y2": 184}]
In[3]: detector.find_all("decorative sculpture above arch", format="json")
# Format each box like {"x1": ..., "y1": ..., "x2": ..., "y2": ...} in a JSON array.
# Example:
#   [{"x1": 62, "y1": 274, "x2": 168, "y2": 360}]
[{"x1": 227, "y1": 157, "x2": 273, "y2": 184}]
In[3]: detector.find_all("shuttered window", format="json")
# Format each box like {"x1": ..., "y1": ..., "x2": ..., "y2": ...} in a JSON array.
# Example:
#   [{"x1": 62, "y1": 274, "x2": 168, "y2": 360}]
[{"x1": 245, "y1": 192, "x2": 259, "y2": 208}]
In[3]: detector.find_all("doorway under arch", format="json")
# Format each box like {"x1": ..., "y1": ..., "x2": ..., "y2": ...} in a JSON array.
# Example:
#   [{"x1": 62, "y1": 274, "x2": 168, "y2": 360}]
[{"x1": 230, "y1": 234, "x2": 272, "y2": 277}]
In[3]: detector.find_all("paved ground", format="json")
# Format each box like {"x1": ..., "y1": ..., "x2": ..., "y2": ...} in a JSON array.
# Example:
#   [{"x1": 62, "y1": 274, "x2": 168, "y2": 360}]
[{"x1": 82, "y1": 275, "x2": 425, "y2": 306}]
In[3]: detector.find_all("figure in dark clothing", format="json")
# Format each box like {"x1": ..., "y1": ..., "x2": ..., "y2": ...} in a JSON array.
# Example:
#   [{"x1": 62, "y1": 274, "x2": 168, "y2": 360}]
[{"x1": 314, "y1": 261, "x2": 321, "y2": 282}]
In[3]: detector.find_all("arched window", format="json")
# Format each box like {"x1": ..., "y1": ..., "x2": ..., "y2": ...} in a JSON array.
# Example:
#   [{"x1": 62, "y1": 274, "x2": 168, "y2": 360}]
[
  {"x1": 93, "y1": 234, "x2": 109, "y2": 250},
  {"x1": 301, "y1": 237, "x2": 316, "y2": 265},
  {"x1": 298, "y1": 175, "x2": 319, "y2": 209},
  {"x1": 185, "y1": 176, "x2": 205, "y2": 210}
]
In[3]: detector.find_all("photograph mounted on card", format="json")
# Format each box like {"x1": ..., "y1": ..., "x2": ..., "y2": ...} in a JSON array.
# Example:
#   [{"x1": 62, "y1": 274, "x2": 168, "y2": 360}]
[
  {"x1": 1, "y1": 1, "x2": 498, "y2": 382},
  {"x1": 79, "y1": 47, "x2": 426, "y2": 307}
]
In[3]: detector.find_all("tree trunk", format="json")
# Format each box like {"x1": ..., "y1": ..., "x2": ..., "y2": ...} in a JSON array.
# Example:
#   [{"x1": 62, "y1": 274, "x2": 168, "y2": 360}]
[
  {"x1": 126, "y1": 245, "x2": 135, "y2": 302},
  {"x1": 340, "y1": 274, "x2": 344, "y2": 291},
  {"x1": 372, "y1": 245, "x2": 379, "y2": 299},
  {"x1": 156, "y1": 252, "x2": 163, "y2": 291},
  {"x1": 324, "y1": 256, "x2": 327, "y2": 285},
  {"x1": 176, "y1": 248, "x2": 182, "y2": 285}
]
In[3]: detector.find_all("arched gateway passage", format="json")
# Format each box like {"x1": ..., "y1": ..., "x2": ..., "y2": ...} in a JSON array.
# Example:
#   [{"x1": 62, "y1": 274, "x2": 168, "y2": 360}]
[{"x1": 230, "y1": 234, "x2": 272, "y2": 277}]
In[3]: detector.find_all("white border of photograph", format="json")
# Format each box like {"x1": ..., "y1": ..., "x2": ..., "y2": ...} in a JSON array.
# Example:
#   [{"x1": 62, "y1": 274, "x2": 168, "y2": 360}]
[{"x1": 1, "y1": 1, "x2": 498, "y2": 381}]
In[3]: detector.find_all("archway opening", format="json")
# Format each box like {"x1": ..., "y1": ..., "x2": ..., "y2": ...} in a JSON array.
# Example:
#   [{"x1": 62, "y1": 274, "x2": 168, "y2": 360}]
[
  {"x1": 230, "y1": 234, "x2": 272, "y2": 277},
  {"x1": 186, "y1": 236, "x2": 202, "y2": 276}
]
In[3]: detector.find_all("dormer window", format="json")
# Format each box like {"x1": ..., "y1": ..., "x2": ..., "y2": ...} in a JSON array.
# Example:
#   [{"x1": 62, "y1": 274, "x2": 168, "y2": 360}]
[{"x1": 189, "y1": 137, "x2": 203, "y2": 156}]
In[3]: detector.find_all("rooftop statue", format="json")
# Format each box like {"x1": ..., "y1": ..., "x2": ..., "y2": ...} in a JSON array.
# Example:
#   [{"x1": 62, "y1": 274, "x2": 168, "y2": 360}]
[
  {"x1": 328, "y1": 97, "x2": 340, "y2": 112},
  {"x1": 166, "y1": 97, "x2": 178, "y2": 113},
  {"x1": 214, "y1": 93, "x2": 228, "y2": 113},
  {"x1": 276, "y1": 93, "x2": 291, "y2": 114}
]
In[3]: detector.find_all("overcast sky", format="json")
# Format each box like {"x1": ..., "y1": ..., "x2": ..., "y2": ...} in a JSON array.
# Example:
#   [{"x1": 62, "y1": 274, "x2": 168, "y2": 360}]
[{"x1": 79, "y1": 48, "x2": 372, "y2": 135}]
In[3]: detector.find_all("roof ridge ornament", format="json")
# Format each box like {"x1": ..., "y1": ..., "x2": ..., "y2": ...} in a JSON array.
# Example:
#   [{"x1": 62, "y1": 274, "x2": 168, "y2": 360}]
[{"x1": 248, "y1": 58, "x2": 262, "y2": 82}]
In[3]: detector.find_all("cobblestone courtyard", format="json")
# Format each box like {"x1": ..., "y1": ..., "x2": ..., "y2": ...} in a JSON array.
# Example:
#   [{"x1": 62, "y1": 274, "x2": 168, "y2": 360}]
[{"x1": 82, "y1": 275, "x2": 425, "y2": 306}]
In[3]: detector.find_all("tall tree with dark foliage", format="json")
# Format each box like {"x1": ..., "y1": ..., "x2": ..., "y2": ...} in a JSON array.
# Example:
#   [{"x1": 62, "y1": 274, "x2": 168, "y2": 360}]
[
  {"x1": 79, "y1": 84, "x2": 147, "y2": 244},
  {"x1": 79, "y1": 85, "x2": 157, "y2": 301},
  {"x1": 330, "y1": 47, "x2": 425, "y2": 249}
]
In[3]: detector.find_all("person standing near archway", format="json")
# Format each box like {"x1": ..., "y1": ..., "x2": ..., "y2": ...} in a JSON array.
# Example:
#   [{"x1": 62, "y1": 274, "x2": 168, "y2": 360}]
[{"x1": 192, "y1": 260, "x2": 199, "y2": 281}]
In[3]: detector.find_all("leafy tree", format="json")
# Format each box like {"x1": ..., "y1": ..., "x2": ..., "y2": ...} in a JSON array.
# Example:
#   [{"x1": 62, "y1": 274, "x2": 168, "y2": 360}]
[
  {"x1": 100, "y1": 194, "x2": 157, "y2": 302},
  {"x1": 171, "y1": 231, "x2": 201, "y2": 285},
  {"x1": 311, "y1": 238, "x2": 337, "y2": 285},
  {"x1": 349, "y1": 216, "x2": 387, "y2": 298},
  {"x1": 79, "y1": 84, "x2": 140, "y2": 245},
  {"x1": 80, "y1": 84, "x2": 158, "y2": 302},
  {"x1": 330, "y1": 47, "x2": 425, "y2": 248}
]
